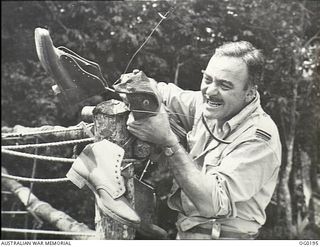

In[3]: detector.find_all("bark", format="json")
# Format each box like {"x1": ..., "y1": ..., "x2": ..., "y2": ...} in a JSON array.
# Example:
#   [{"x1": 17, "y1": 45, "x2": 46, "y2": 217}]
[
  {"x1": 300, "y1": 150, "x2": 312, "y2": 208},
  {"x1": 92, "y1": 99, "x2": 166, "y2": 239},
  {"x1": 278, "y1": 79, "x2": 298, "y2": 238},
  {"x1": 310, "y1": 131, "x2": 320, "y2": 195},
  {"x1": 279, "y1": 135, "x2": 294, "y2": 238},
  {"x1": 1, "y1": 167, "x2": 95, "y2": 240},
  {"x1": 1, "y1": 124, "x2": 91, "y2": 142},
  {"x1": 308, "y1": 145, "x2": 320, "y2": 227},
  {"x1": 93, "y1": 100, "x2": 136, "y2": 240}
]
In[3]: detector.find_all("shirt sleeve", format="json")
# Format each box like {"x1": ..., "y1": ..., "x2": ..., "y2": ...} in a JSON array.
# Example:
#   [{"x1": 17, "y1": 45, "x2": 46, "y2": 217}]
[
  {"x1": 204, "y1": 139, "x2": 280, "y2": 217},
  {"x1": 157, "y1": 82, "x2": 200, "y2": 132}
]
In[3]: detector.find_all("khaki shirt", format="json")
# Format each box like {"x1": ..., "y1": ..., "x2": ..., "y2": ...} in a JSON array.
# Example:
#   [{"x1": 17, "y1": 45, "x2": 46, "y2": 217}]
[{"x1": 157, "y1": 83, "x2": 282, "y2": 235}]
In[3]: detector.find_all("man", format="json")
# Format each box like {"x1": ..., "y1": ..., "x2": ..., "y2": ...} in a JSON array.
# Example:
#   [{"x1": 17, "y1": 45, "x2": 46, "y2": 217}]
[{"x1": 127, "y1": 41, "x2": 282, "y2": 239}]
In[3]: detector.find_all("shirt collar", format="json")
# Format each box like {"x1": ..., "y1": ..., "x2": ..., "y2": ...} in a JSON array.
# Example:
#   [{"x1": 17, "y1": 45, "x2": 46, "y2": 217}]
[{"x1": 222, "y1": 91, "x2": 261, "y2": 134}]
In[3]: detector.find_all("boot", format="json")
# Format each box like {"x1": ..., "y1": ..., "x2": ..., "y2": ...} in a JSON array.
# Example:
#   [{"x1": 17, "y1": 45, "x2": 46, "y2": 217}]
[
  {"x1": 113, "y1": 70, "x2": 162, "y2": 120},
  {"x1": 34, "y1": 27, "x2": 119, "y2": 107},
  {"x1": 66, "y1": 139, "x2": 141, "y2": 226}
]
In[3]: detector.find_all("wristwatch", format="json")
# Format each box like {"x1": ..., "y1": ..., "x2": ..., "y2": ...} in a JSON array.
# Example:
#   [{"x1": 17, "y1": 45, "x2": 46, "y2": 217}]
[{"x1": 163, "y1": 142, "x2": 181, "y2": 157}]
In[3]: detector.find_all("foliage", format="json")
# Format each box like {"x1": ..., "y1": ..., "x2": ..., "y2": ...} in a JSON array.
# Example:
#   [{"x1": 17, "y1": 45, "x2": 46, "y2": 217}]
[{"x1": 1, "y1": 0, "x2": 320, "y2": 239}]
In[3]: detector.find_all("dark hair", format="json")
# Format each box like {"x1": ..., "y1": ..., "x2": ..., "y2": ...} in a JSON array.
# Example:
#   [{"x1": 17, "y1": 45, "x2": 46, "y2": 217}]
[{"x1": 214, "y1": 41, "x2": 265, "y2": 88}]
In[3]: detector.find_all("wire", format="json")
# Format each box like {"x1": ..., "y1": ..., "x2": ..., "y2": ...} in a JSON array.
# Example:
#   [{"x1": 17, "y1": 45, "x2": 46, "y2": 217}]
[
  {"x1": 1, "y1": 191, "x2": 13, "y2": 194},
  {"x1": 25, "y1": 137, "x2": 38, "y2": 234},
  {"x1": 1, "y1": 147, "x2": 143, "y2": 164},
  {"x1": 131, "y1": 109, "x2": 198, "y2": 119},
  {"x1": 121, "y1": 162, "x2": 133, "y2": 171},
  {"x1": 2, "y1": 137, "x2": 95, "y2": 150},
  {"x1": 1, "y1": 123, "x2": 94, "y2": 139},
  {"x1": 1, "y1": 227, "x2": 96, "y2": 237},
  {"x1": 1, "y1": 211, "x2": 29, "y2": 215},
  {"x1": 112, "y1": 6, "x2": 175, "y2": 85},
  {"x1": 1, "y1": 149, "x2": 75, "y2": 163},
  {"x1": 139, "y1": 160, "x2": 151, "y2": 181},
  {"x1": 1, "y1": 173, "x2": 70, "y2": 183}
]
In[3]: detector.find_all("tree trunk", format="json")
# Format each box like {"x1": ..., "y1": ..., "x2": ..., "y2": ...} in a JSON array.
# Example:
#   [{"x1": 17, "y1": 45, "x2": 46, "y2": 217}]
[
  {"x1": 278, "y1": 80, "x2": 299, "y2": 239},
  {"x1": 174, "y1": 61, "x2": 184, "y2": 86},
  {"x1": 300, "y1": 150, "x2": 312, "y2": 209},
  {"x1": 93, "y1": 100, "x2": 136, "y2": 240},
  {"x1": 309, "y1": 137, "x2": 320, "y2": 227},
  {"x1": 280, "y1": 135, "x2": 294, "y2": 238},
  {"x1": 310, "y1": 129, "x2": 320, "y2": 195}
]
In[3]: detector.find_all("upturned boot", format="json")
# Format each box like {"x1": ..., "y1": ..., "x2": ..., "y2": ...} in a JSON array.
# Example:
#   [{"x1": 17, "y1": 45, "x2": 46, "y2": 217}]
[
  {"x1": 34, "y1": 27, "x2": 120, "y2": 108},
  {"x1": 66, "y1": 139, "x2": 141, "y2": 226}
]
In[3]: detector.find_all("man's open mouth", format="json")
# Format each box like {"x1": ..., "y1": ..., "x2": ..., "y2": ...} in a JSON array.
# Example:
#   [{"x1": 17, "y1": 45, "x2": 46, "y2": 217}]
[
  {"x1": 205, "y1": 96, "x2": 224, "y2": 107},
  {"x1": 207, "y1": 99, "x2": 223, "y2": 107}
]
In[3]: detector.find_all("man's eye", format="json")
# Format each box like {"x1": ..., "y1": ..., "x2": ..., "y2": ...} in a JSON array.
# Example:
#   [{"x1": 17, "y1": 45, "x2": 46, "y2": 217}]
[
  {"x1": 220, "y1": 83, "x2": 232, "y2": 90},
  {"x1": 221, "y1": 85, "x2": 230, "y2": 90},
  {"x1": 203, "y1": 76, "x2": 212, "y2": 84}
]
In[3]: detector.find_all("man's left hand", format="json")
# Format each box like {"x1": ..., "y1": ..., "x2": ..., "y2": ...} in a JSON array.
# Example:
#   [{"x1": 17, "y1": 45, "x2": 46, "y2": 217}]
[{"x1": 127, "y1": 104, "x2": 178, "y2": 146}]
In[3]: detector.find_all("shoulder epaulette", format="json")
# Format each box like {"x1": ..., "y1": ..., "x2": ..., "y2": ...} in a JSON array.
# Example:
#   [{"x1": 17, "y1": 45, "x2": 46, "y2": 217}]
[{"x1": 255, "y1": 128, "x2": 271, "y2": 141}]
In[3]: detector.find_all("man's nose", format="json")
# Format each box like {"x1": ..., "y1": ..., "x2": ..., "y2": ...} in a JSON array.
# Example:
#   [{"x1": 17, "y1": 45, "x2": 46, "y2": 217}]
[{"x1": 206, "y1": 83, "x2": 219, "y2": 96}]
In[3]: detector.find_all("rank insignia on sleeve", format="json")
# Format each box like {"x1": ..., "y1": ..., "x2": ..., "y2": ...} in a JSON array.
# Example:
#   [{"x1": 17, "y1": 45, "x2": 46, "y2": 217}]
[{"x1": 255, "y1": 129, "x2": 271, "y2": 141}]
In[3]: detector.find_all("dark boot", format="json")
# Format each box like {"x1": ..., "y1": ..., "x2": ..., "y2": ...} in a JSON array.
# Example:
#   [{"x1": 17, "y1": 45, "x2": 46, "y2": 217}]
[{"x1": 34, "y1": 27, "x2": 113, "y2": 107}]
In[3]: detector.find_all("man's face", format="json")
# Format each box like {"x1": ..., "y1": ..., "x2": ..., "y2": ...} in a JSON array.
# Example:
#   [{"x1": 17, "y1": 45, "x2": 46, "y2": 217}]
[{"x1": 201, "y1": 55, "x2": 253, "y2": 124}]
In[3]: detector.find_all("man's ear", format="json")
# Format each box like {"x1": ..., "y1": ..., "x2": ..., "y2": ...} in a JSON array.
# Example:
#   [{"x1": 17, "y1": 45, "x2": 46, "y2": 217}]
[{"x1": 245, "y1": 85, "x2": 257, "y2": 103}]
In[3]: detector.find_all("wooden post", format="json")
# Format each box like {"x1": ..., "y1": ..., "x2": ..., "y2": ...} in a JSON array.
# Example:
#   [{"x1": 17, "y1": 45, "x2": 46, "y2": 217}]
[{"x1": 93, "y1": 99, "x2": 136, "y2": 239}]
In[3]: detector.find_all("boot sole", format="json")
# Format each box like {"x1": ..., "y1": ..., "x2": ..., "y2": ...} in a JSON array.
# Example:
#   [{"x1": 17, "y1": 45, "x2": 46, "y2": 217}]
[
  {"x1": 66, "y1": 168, "x2": 141, "y2": 227},
  {"x1": 35, "y1": 28, "x2": 75, "y2": 89}
]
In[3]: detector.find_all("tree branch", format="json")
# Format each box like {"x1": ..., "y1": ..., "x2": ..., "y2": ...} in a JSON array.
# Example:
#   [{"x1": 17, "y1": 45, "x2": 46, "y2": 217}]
[
  {"x1": 303, "y1": 30, "x2": 320, "y2": 48},
  {"x1": 1, "y1": 167, "x2": 95, "y2": 240}
]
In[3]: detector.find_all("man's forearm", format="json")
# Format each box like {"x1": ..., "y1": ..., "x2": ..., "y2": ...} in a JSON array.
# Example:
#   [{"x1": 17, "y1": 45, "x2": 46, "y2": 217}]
[{"x1": 166, "y1": 144, "x2": 217, "y2": 217}]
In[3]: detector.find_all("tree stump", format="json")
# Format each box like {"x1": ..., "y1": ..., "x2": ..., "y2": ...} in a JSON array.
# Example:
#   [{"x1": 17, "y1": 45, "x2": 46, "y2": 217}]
[{"x1": 93, "y1": 100, "x2": 136, "y2": 239}]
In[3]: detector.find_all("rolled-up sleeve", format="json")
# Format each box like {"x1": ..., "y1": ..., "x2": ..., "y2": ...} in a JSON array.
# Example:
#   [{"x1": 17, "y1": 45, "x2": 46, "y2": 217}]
[
  {"x1": 204, "y1": 139, "x2": 280, "y2": 217},
  {"x1": 208, "y1": 173, "x2": 233, "y2": 217}
]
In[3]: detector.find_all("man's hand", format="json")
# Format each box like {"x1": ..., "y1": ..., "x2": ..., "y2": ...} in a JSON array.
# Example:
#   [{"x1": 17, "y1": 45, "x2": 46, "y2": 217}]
[{"x1": 127, "y1": 104, "x2": 179, "y2": 147}]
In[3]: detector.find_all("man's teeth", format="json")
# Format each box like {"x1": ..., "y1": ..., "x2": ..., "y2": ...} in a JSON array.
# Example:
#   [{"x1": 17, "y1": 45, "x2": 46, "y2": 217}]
[{"x1": 207, "y1": 99, "x2": 223, "y2": 107}]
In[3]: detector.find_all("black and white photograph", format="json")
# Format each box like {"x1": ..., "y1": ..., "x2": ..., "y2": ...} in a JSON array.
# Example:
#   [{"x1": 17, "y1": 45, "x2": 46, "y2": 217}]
[{"x1": 1, "y1": 0, "x2": 320, "y2": 243}]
